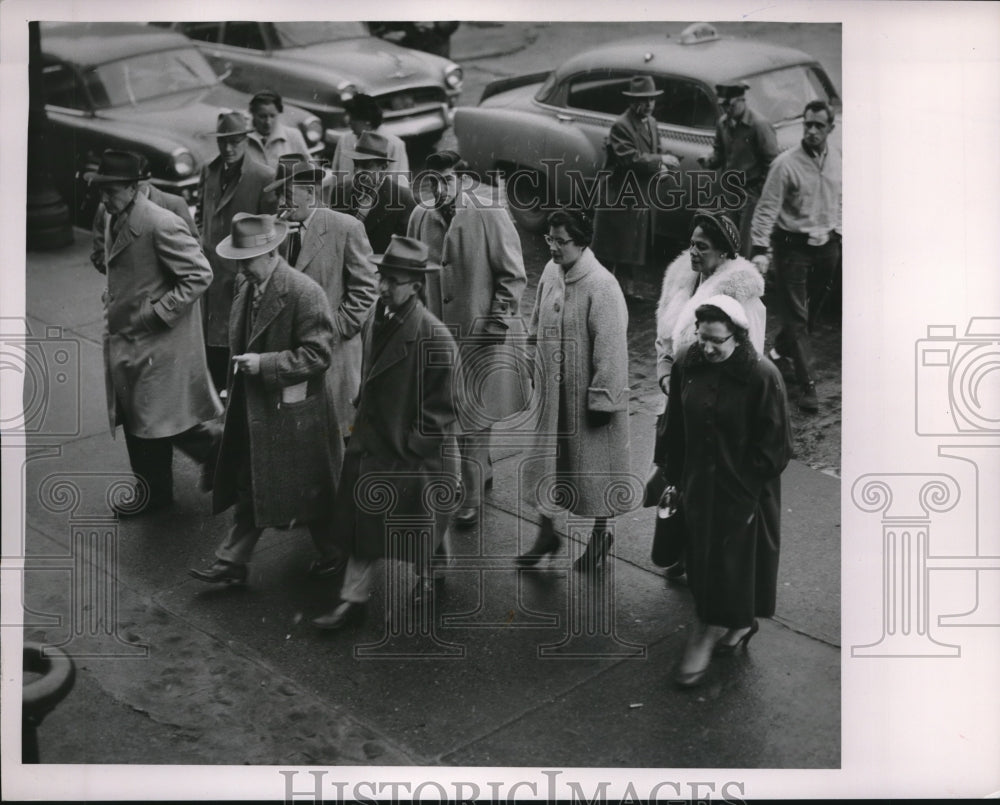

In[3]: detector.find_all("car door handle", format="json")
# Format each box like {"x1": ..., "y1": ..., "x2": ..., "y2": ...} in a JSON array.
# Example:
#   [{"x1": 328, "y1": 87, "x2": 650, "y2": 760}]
[{"x1": 556, "y1": 113, "x2": 574, "y2": 123}]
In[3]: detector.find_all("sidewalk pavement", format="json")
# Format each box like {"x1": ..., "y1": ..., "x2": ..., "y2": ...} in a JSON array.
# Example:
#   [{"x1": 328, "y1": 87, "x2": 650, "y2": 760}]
[{"x1": 17, "y1": 232, "x2": 840, "y2": 768}]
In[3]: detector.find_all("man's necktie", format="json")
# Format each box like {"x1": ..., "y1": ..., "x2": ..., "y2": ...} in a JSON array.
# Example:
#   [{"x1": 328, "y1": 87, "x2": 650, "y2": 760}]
[
  {"x1": 250, "y1": 283, "x2": 264, "y2": 326},
  {"x1": 287, "y1": 228, "x2": 302, "y2": 266}
]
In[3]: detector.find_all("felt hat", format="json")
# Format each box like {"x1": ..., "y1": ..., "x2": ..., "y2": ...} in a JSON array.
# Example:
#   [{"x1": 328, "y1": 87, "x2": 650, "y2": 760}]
[
  {"x1": 425, "y1": 149, "x2": 466, "y2": 172},
  {"x1": 622, "y1": 75, "x2": 663, "y2": 98},
  {"x1": 264, "y1": 154, "x2": 325, "y2": 193},
  {"x1": 207, "y1": 110, "x2": 254, "y2": 139},
  {"x1": 370, "y1": 235, "x2": 440, "y2": 273},
  {"x1": 215, "y1": 213, "x2": 289, "y2": 260},
  {"x1": 84, "y1": 149, "x2": 145, "y2": 184},
  {"x1": 715, "y1": 82, "x2": 750, "y2": 100}
]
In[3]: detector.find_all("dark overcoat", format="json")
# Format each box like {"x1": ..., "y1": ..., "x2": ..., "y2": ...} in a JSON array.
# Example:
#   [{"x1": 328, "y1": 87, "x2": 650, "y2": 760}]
[
  {"x1": 329, "y1": 175, "x2": 416, "y2": 254},
  {"x1": 521, "y1": 248, "x2": 632, "y2": 518},
  {"x1": 199, "y1": 155, "x2": 277, "y2": 347},
  {"x1": 212, "y1": 260, "x2": 344, "y2": 528},
  {"x1": 661, "y1": 341, "x2": 793, "y2": 628},
  {"x1": 591, "y1": 106, "x2": 664, "y2": 267},
  {"x1": 331, "y1": 298, "x2": 459, "y2": 560},
  {"x1": 283, "y1": 208, "x2": 379, "y2": 438},
  {"x1": 101, "y1": 193, "x2": 222, "y2": 438}
]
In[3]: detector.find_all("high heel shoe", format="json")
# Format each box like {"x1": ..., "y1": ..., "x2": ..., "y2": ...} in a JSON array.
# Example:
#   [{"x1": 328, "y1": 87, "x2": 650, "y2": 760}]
[
  {"x1": 515, "y1": 521, "x2": 562, "y2": 567},
  {"x1": 573, "y1": 530, "x2": 614, "y2": 573},
  {"x1": 712, "y1": 619, "x2": 759, "y2": 657}
]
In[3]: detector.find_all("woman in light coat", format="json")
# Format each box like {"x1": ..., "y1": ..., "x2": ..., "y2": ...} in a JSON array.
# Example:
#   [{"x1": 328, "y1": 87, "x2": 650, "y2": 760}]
[{"x1": 518, "y1": 209, "x2": 632, "y2": 573}]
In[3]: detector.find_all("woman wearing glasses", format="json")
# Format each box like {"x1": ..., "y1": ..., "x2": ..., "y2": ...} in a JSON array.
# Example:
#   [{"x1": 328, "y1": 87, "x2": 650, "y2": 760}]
[
  {"x1": 517, "y1": 208, "x2": 632, "y2": 573},
  {"x1": 659, "y1": 295, "x2": 792, "y2": 687},
  {"x1": 652, "y1": 210, "x2": 766, "y2": 577}
]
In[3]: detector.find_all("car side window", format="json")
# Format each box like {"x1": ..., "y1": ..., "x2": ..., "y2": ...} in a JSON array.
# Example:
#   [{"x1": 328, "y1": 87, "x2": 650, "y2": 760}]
[
  {"x1": 565, "y1": 71, "x2": 635, "y2": 116},
  {"x1": 653, "y1": 77, "x2": 717, "y2": 130},
  {"x1": 222, "y1": 22, "x2": 267, "y2": 50},
  {"x1": 179, "y1": 22, "x2": 222, "y2": 43},
  {"x1": 42, "y1": 62, "x2": 87, "y2": 110}
]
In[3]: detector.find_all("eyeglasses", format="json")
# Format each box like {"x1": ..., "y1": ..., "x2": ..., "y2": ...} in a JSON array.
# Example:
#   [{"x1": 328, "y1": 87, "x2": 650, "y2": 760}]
[
  {"x1": 544, "y1": 235, "x2": 574, "y2": 247},
  {"x1": 695, "y1": 329, "x2": 734, "y2": 346}
]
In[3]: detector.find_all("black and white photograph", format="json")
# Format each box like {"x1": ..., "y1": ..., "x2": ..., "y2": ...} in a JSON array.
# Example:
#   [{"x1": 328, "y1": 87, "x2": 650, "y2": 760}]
[{"x1": 2, "y1": 1, "x2": 998, "y2": 801}]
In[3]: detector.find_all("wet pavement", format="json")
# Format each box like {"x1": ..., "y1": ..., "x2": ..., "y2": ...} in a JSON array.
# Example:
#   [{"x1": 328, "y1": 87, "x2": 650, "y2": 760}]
[{"x1": 18, "y1": 226, "x2": 840, "y2": 769}]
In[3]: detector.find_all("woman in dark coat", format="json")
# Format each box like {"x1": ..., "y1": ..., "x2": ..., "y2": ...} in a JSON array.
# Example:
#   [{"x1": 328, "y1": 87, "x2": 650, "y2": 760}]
[{"x1": 660, "y1": 295, "x2": 792, "y2": 687}]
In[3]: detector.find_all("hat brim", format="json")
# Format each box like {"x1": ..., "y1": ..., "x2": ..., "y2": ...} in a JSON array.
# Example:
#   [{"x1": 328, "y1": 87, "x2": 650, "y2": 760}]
[
  {"x1": 346, "y1": 150, "x2": 396, "y2": 163},
  {"x1": 263, "y1": 169, "x2": 326, "y2": 194},
  {"x1": 370, "y1": 255, "x2": 441, "y2": 273},
  {"x1": 207, "y1": 128, "x2": 255, "y2": 139},
  {"x1": 215, "y1": 220, "x2": 289, "y2": 260},
  {"x1": 84, "y1": 172, "x2": 143, "y2": 184},
  {"x1": 622, "y1": 89, "x2": 664, "y2": 98}
]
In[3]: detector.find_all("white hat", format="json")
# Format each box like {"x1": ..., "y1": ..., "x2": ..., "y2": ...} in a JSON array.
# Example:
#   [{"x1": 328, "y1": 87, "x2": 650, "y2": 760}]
[{"x1": 699, "y1": 294, "x2": 750, "y2": 330}]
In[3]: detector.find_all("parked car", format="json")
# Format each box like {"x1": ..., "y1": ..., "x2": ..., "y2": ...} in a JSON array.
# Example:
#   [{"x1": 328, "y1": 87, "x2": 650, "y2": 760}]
[
  {"x1": 154, "y1": 21, "x2": 464, "y2": 154},
  {"x1": 454, "y1": 22, "x2": 842, "y2": 234},
  {"x1": 38, "y1": 21, "x2": 323, "y2": 224}
]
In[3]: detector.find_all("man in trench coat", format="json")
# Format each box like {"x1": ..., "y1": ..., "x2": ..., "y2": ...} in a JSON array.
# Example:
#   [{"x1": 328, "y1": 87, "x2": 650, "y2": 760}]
[
  {"x1": 199, "y1": 110, "x2": 278, "y2": 391},
  {"x1": 591, "y1": 75, "x2": 680, "y2": 273},
  {"x1": 267, "y1": 156, "x2": 379, "y2": 440},
  {"x1": 87, "y1": 150, "x2": 222, "y2": 517},
  {"x1": 189, "y1": 213, "x2": 346, "y2": 585},
  {"x1": 312, "y1": 236, "x2": 459, "y2": 631},
  {"x1": 407, "y1": 150, "x2": 528, "y2": 528}
]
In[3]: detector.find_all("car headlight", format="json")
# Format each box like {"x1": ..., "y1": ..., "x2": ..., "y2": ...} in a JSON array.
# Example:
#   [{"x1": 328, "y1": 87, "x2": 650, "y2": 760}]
[
  {"x1": 337, "y1": 82, "x2": 358, "y2": 104},
  {"x1": 302, "y1": 117, "x2": 323, "y2": 145},
  {"x1": 444, "y1": 65, "x2": 463, "y2": 91},
  {"x1": 171, "y1": 148, "x2": 196, "y2": 178}
]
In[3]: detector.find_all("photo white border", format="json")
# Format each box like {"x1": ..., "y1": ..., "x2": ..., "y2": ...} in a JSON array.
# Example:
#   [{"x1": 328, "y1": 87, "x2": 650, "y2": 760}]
[{"x1": 3, "y1": 0, "x2": 999, "y2": 800}]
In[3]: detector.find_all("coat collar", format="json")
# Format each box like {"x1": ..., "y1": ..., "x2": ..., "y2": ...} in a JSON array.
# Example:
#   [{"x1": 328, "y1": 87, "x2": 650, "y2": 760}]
[
  {"x1": 561, "y1": 247, "x2": 605, "y2": 284},
  {"x1": 231, "y1": 259, "x2": 291, "y2": 349},
  {"x1": 106, "y1": 192, "x2": 153, "y2": 263},
  {"x1": 682, "y1": 339, "x2": 759, "y2": 383},
  {"x1": 364, "y1": 297, "x2": 424, "y2": 383},
  {"x1": 294, "y1": 209, "x2": 328, "y2": 269}
]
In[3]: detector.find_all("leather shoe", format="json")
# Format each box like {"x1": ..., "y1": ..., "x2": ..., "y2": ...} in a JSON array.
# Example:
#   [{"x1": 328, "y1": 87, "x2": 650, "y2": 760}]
[
  {"x1": 307, "y1": 556, "x2": 347, "y2": 579},
  {"x1": 798, "y1": 382, "x2": 819, "y2": 413},
  {"x1": 453, "y1": 506, "x2": 479, "y2": 528},
  {"x1": 410, "y1": 576, "x2": 445, "y2": 608},
  {"x1": 312, "y1": 600, "x2": 367, "y2": 631},
  {"x1": 188, "y1": 560, "x2": 247, "y2": 585}
]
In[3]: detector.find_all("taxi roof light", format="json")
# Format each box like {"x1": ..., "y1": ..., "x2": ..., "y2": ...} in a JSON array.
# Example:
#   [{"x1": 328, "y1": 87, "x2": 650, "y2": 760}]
[{"x1": 678, "y1": 22, "x2": 720, "y2": 45}]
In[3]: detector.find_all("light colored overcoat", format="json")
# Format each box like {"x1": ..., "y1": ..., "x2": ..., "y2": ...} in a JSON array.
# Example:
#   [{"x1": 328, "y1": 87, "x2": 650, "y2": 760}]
[
  {"x1": 102, "y1": 193, "x2": 222, "y2": 438},
  {"x1": 198, "y1": 155, "x2": 277, "y2": 346},
  {"x1": 212, "y1": 260, "x2": 343, "y2": 528},
  {"x1": 522, "y1": 248, "x2": 633, "y2": 518},
  {"x1": 283, "y1": 208, "x2": 379, "y2": 438}
]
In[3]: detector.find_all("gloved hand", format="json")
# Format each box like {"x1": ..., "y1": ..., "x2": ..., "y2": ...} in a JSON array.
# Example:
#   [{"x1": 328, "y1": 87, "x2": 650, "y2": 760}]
[
  {"x1": 586, "y1": 409, "x2": 612, "y2": 428},
  {"x1": 752, "y1": 254, "x2": 770, "y2": 274}
]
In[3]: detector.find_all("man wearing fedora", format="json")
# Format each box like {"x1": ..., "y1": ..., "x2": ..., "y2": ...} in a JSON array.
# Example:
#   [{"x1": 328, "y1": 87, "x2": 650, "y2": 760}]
[
  {"x1": 312, "y1": 236, "x2": 459, "y2": 630},
  {"x1": 199, "y1": 110, "x2": 278, "y2": 392},
  {"x1": 698, "y1": 83, "x2": 779, "y2": 258},
  {"x1": 329, "y1": 131, "x2": 416, "y2": 254},
  {"x1": 592, "y1": 75, "x2": 680, "y2": 283},
  {"x1": 189, "y1": 213, "x2": 347, "y2": 585},
  {"x1": 329, "y1": 94, "x2": 409, "y2": 186},
  {"x1": 267, "y1": 155, "x2": 380, "y2": 442},
  {"x1": 86, "y1": 149, "x2": 222, "y2": 517},
  {"x1": 91, "y1": 153, "x2": 198, "y2": 274},
  {"x1": 408, "y1": 149, "x2": 528, "y2": 528}
]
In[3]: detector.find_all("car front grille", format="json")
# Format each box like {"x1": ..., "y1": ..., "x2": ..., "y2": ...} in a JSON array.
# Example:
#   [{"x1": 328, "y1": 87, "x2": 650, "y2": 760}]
[{"x1": 376, "y1": 86, "x2": 448, "y2": 115}]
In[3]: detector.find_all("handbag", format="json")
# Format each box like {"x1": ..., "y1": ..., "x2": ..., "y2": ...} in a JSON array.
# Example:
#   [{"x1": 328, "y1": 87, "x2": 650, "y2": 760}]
[
  {"x1": 650, "y1": 486, "x2": 686, "y2": 568},
  {"x1": 642, "y1": 464, "x2": 667, "y2": 508}
]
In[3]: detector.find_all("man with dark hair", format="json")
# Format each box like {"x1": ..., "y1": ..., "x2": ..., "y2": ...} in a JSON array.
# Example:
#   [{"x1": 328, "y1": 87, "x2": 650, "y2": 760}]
[
  {"x1": 698, "y1": 82, "x2": 779, "y2": 258},
  {"x1": 330, "y1": 93, "x2": 409, "y2": 184},
  {"x1": 86, "y1": 150, "x2": 222, "y2": 517},
  {"x1": 246, "y1": 90, "x2": 310, "y2": 169},
  {"x1": 199, "y1": 110, "x2": 278, "y2": 391},
  {"x1": 751, "y1": 100, "x2": 841, "y2": 413}
]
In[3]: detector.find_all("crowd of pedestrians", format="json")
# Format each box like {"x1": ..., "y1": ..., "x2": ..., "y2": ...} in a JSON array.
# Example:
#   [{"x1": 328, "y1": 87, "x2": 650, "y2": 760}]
[{"x1": 88, "y1": 74, "x2": 839, "y2": 688}]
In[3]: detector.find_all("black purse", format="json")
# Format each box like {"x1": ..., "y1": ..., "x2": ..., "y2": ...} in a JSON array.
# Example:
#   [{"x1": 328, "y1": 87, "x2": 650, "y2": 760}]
[{"x1": 650, "y1": 487, "x2": 686, "y2": 568}]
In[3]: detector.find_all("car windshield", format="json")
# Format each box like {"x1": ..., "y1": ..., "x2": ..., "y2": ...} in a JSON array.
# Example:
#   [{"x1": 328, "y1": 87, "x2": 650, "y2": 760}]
[
  {"x1": 272, "y1": 22, "x2": 368, "y2": 47},
  {"x1": 742, "y1": 65, "x2": 836, "y2": 124},
  {"x1": 84, "y1": 48, "x2": 218, "y2": 108}
]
